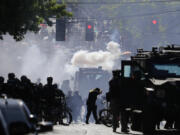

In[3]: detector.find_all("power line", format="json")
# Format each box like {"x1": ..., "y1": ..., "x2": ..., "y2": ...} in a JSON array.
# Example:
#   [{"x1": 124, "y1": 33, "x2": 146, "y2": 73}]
[
  {"x1": 120, "y1": 9, "x2": 180, "y2": 18},
  {"x1": 142, "y1": 31, "x2": 180, "y2": 36},
  {"x1": 61, "y1": 0, "x2": 180, "y2": 5},
  {"x1": 65, "y1": 8, "x2": 180, "y2": 21}
]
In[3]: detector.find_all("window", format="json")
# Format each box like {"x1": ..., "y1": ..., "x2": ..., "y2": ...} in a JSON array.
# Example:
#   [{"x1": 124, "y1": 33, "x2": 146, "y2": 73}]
[
  {"x1": 124, "y1": 65, "x2": 131, "y2": 78},
  {"x1": 152, "y1": 63, "x2": 180, "y2": 78}
]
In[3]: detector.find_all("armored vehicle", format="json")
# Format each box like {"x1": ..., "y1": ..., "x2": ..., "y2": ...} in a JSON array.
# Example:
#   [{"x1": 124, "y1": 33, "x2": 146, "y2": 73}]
[
  {"x1": 121, "y1": 45, "x2": 180, "y2": 133},
  {"x1": 74, "y1": 67, "x2": 110, "y2": 98}
]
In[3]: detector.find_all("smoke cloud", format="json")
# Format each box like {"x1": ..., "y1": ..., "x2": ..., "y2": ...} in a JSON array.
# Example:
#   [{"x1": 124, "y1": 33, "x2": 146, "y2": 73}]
[
  {"x1": 71, "y1": 41, "x2": 130, "y2": 70},
  {"x1": 0, "y1": 33, "x2": 77, "y2": 85},
  {"x1": 20, "y1": 44, "x2": 77, "y2": 84}
]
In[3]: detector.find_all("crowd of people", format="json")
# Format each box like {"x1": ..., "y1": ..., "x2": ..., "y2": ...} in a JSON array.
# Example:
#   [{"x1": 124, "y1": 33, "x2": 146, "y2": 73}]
[
  {"x1": 66, "y1": 90, "x2": 84, "y2": 122},
  {"x1": 0, "y1": 73, "x2": 104, "y2": 124},
  {"x1": 1, "y1": 70, "x2": 179, "y2": 133},
  {"x1": 107, "y1": 69, "x2": 180, "y2": 133},
  {"x1": 0, "y1": 73, "x2": 65, "y2": 121}
]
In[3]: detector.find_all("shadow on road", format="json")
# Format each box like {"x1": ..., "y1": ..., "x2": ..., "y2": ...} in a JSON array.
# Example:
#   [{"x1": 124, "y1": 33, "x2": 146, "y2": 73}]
[
  {"x1": 152, "y1": 130, "x2": 180, "y2": 135},
  {"x1": 114, "y1": 130, "x2": 180, "y2": 135}
]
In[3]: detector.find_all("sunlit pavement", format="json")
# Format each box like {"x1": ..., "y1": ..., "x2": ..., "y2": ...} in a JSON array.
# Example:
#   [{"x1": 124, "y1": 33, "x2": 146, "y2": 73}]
[
  {"x1": 36, "y1": 123, "x2": 180, "y2": 135},
  {"x1": 38, "y1": 123, "x2": 142, "y2": 135}
]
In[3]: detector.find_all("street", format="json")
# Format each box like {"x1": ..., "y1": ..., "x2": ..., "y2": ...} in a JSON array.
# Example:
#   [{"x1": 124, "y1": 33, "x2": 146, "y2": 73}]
[
  {"x1": 39, "y1": 123, "x2": 142, "y2": 135},
  {"x1": 38, "y1": 123, "x2": 180, "y2": 135}
]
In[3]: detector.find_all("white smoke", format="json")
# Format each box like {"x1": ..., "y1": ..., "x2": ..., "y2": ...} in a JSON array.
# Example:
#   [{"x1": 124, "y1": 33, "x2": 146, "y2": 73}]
[
  {"x1": 0, "y1": 33, "x2": 130, "y2": 92},
  {"x1": 0, "y1": 33, "x2": 77, "y2": 85},
  {"x1": 71, "y1": 41, "x2": 129, "y2": 70},
  {"x1": 20, "y1": 44, "x2": 78, "y2": 84}
]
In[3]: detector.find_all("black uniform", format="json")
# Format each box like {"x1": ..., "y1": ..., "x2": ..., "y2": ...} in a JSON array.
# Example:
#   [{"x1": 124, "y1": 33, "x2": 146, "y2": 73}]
[
  {"x1": 6, "y1": 73, "x2": 20, "y2": 98},
  {"x1": 43, "y1": 77, "x2": 56, "y2": 119},
  {"x1": 86, "y1": 88, "x2": 102, "y2": 124},
  {"x1": 108, "y1": 70, "x2": 123, "y2": 132},
  {"x1": 44, "y1": 84, "x2": 55, "y2": 103},
  {"x1": 0, "y1": 76, "x2": 5, "y2": 95},
  {"x1": 54, "y1": 84, "x2": 65, "y2": 111}
]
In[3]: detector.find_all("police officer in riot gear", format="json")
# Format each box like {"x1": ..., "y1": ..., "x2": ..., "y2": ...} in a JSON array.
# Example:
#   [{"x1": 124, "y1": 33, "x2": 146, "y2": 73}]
[
  {"x1": 108, "y1": 70, "x2": 122, "y2": 132},
  {"x1": 43, "y1": 77, "x2": 56, "y2": 120},
  {"x1": 53, "y1": 83, "x2": 65, "y2": 123},
  {"x1": 19, "y1": 75, "x2": 35, "y2": 112},
  {"x1": 6, "y1": 73, "x2": 20, "y2": 98},
  {"x1": 86, "y1": 88, "x2": 102, "y2": 124},
  {"x1": 130, "y1": 70, "x2": 144, "y2": 131},
  {"x1": 44, "y1": 77, "x2": 56, "y2": 104},
  {"x1": 109, "y1": 69, "x2": 130, "y2": 133},
  {"x1": 0, "y1": 76, "x2": 5, "y2": 95}
]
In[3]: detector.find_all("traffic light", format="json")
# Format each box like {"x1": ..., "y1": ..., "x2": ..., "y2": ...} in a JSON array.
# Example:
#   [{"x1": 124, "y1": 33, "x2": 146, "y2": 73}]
[
  {"x1": 150, "y1": 19, "x2": 159, "y2": 32},
  {"x1": 85, "y1": 21, "x2": 94, "y2": 41},
  {"x1": 152, "y1": 20, "x2": 157, "y2": 25},
  {"x1": 56, "y1": 19, "x2": 66, "y2": 41}
]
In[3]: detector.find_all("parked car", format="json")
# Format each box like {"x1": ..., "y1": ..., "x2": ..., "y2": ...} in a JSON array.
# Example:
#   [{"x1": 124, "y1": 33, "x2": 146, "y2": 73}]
[
  {"x1": 0, "y1": 110, "x2": 9, "y2": 135},
  {"x1": 0, "y1": 96, "x2": 37, "y2": 135}
]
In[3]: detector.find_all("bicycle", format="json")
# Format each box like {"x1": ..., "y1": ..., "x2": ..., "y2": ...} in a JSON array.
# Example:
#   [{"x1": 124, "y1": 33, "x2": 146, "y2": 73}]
[
  {"x1": 53, "y1": 97, "x2": 72, "y2": 126},
  {"x1": 99, "y1": 100, "x2": 113, "y2": 127},
  {"x1": 39, "y1": 97, "x2": 72, "y2": 126}
]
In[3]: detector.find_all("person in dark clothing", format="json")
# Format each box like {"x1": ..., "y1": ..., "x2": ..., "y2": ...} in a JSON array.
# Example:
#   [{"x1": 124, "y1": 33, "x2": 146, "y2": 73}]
[
  {"x1": 129, "y1": 71, "x2": 145, "y2": 131},
  {"x1": 53, "y1": 83, "x2": 65, "y2": 124},
  {"x1": 19, "y1": 75, "x2": 29, "y2": 100},
  {"x1": 0, "y1": 76, "x2": 5, "y2": 95},
  {"x1": 6, "y1": 73, "x2": 20, "y2": 98},
  {"x1": 108, "y1": 70, "x2": 123, "y2": 132},
  {"x1": 54, "y1": 84, "x2": 65, "y2": 98},
  {"x1": 33, "y1": 80, "x2": 43, "y2": 117},
  {"x1": 0, "y1": 76, "x2": 4, "y2": 84},
  {"x1": 86, "y1": 88, "x2": 102, "y2": 124},
  {"x1": 44, "y1": 77, "x2": 56, "y2": 105},
  {"x1": 54, "y1": 83, "x2": 65, "y2": 110},
  {"x1": 66, "y1": 90, "x2": 73, "y2": 109},
  {"x1": 44, "y1": 77, "x2": 55, "y2": 100},
  {"x1": 71, "y1": 91, "x2": 83, "y2": 122},
  {"x1": 43, "y1": 77, "x2": 56, "y2": 120},
  {"x1": 19, "y1": 75, "x2": 35, "y2": 112}
]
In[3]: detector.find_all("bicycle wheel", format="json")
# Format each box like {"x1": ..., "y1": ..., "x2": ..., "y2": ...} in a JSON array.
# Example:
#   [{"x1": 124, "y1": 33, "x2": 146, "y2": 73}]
[
  {"x1": 99, "y1": 109, "x2": 113, "y2": 127},
  {"x1": 61, "y1": 111, "x2": 72, "y2": 126}
]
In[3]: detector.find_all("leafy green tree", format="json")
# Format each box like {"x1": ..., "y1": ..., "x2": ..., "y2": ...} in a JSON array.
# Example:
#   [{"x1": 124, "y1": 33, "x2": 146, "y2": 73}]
[
  {"x1": 96, "y1": 0, "x2": 180, "y2": 49},
  {"x1": 0, "y1": 0, "x2": 72, "y2": 41}
]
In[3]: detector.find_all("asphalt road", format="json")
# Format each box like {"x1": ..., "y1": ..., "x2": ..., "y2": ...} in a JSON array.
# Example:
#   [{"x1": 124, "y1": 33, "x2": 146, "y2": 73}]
[
  {"x1": 37, "y1": 123, "x2": 180, "y2": 135},
  {"x1": 38, "y1": 123, "x2": 142, "y2": 135}
]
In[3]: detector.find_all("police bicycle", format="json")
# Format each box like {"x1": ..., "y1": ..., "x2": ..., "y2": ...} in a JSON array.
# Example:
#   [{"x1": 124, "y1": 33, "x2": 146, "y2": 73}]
[
  {"x1": 52, "y1": 96, "x2": 72, "y2": 126},
  {"x1": 39, "y1": 96, "x2": 72, "y2": 126},
  {"x1": 99, "y1": 100, "x2": 113, "y2": 127}
]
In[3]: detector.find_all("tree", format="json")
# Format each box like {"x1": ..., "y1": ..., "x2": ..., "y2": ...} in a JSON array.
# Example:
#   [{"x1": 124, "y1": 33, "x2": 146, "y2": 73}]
[
  {"x1": 0, "y1": 0, "x2": 72, "y2": 41},
  {"x1": 96, "y1": 0, "x2": 180, "y2": 50}
]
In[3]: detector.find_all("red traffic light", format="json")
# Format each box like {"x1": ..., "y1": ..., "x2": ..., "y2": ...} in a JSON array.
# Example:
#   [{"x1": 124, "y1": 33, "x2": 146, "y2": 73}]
[
  {"x1": 87, "y1": 25, "x2": 92, "y2": 29},
  {"x1": 152, "y1": 20, "x2": 157, "y2": 25},
  {"x1": 40, "y1": 23, "x2": 47, "y2": 27},
  {"x1": 86, "y1": 22, "x2": 94, "y2": 41}
]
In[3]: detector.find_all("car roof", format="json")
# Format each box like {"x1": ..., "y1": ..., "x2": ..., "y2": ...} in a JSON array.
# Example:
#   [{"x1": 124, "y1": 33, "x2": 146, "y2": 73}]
[
  {"x1": 0, "y1": 110, "x2": 9, "y2": 135},
  {"x1": 0, "y1": 98, "x2": 31, "y2": 126},
  {"x1": 0, "y1": 98, "x2": 23, "y2": 108}
]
